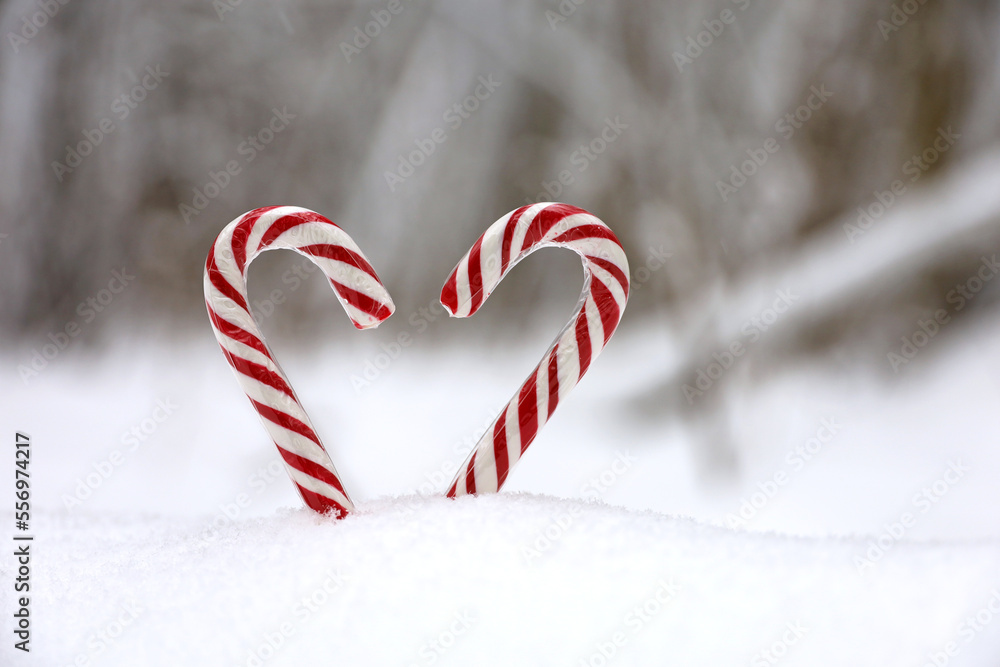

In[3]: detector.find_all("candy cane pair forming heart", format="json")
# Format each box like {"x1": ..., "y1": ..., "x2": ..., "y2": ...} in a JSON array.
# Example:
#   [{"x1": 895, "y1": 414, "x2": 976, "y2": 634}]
[
  {"x1": 205, "y1": 202, "x2": 628, "y2": 517},
  {"x1": 204, "y1": 206, "x2": 395, "y2": 516},
  {"x1": 441, "y1": 203, "x2": 630, "y2": 497}
]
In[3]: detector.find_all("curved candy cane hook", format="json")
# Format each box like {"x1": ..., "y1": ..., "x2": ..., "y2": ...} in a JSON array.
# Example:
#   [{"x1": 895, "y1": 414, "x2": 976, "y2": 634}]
[
  {"x1": 441, "y1": 203, "x2": 630, "y2": 497},
  {"x1": 204, "y1": 206, "x2": 394, "y2": 517}
]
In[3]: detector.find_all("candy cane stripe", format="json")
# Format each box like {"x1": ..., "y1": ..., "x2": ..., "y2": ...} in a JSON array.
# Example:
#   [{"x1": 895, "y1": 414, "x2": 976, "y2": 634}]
[
  {"x1": 523, "y1": 203, "x2": 570, "y2": 248},
  {"x1": 207, "y1": 251, "x2": 250, "y2": 312},
  {"x1": 506, "y1": 207, "x2": 536, "y2": 263},
  {"x1": 211, "y1": 322, "x2": 274, "y2": 373},
  {"x1": 250, "y1": 399, "x2": 322, "y2": 446},
  {"x1": 467, "y1": 237, "x2": 486, "y2": 313},
  {"x1": 277, "y1": 447, "x2": 349, "y2": 497},
  {"x1": 493, "y1": 417, "x2": 510, "y2": 489},
  {"x1": 590, "y1": 262, "x2": 629, "y2": 308},
  {"x1": 300, "y1": 244, "x2": 380, "y2": 280},
  {"x1": 331, "y1": 280, "x2": 394, "y2": 324},
  {"x1": 465, "y1": 451, "x2": 477, "y2": 495},
  {"x1": 534, "y1": 355, "x2": 550, "y2": 426},
  {"x1": 501, "y1": 400, "x2": 520, "y2": 464},
  {"x1": 443, "y1": 203, "x2": 629, "y2": 497},
  {"x1": 213, "y1": 338, "x2": 305, "y2": 413},
  {"x1": 591, "y1": 279, "x2": 620, "y2": 344},
  {"x1": 295, "y1": 484, "x2": 343, "y2": 515},
  {"x1": 517, "y1": 371, "x2": 539, "y2": 452},
  {"x1": 224, "y1": 352, "x2": 294, "y2": 398},
  {"x1": 574, "y1": 308, "x2": 594, "y2": 377},
  {"x1": 206, "y1": 206, "x2": 394, "y2": 516},
  {"x1": 440, "y1": 265, "x2": 459, "y2": 314},
  {"x1": 551, "y1": 222, "x2": 620, "y2": 246},
  {"x1": 208, "y1": 307, "x2": 272, "y2": 360},
  {"x1": 287, "y1": 466, "x2": 351, "y2": 509},
  {"x1": 257, "y1": 210, "x2": 336, "y2": 250},
  {"x1": 232, "y1": 207, "x2": 281, "y2": 272},
  {"x1": 589, "y1": 256, "x2": 630, "y2": 295},
  {"x1": 499, "y1": 207, "x2": 524, "y2": 273},
  {"x1": 272, "y1": 428, "x2": 334, "y2": 471},
  {"x1": 546, "y1": 348, "x2": 560, "y2": 418}
]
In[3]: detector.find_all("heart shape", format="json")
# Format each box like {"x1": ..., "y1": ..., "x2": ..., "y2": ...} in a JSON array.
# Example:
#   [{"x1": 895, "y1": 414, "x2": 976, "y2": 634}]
[
  {"x1": 204, "y1": 203, "x2": 629, "y2": 516},
  {"x1": 204, "y1": 206, "x2": 394, "y2": 516},
  {"x1": 439, "y1": 203, "x2": 631, "y2": 495}
]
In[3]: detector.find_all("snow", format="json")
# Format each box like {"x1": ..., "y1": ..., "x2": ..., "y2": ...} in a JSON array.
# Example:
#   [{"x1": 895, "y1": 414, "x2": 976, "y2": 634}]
[
  {"x1": 6, "y1": 495, "x2": 1000, "y2": 667},
  {"x1": 4, "y1": 303, "x2": 1000, "y2": 664}
]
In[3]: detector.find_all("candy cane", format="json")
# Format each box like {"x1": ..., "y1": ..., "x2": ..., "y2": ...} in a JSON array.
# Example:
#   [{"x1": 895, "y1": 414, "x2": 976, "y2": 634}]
[
  {"x1": 442, "y1": 202, "x2": 630, "y2": 497},
  {"x1": 204, "y1": 206, "x2": 394, "y2": 517}
]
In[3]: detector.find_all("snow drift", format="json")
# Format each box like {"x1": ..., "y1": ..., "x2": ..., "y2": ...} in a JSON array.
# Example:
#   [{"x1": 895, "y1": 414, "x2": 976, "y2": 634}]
[{"x1": 6, "y1": 494, "x2": 999, "y2": 666}]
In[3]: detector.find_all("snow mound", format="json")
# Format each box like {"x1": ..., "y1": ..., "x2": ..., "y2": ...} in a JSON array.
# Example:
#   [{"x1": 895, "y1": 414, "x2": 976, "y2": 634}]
[{"x1": 9, "y1": 495, "x2": 1000, "y2": 666}]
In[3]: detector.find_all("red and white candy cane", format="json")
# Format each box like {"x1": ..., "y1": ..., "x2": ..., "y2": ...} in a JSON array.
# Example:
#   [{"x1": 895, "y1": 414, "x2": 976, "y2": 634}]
[
  {"x1": 442, "y1": 202, "x2": 630, "y2": 497},
  {"x1": 204, "y1": 206, "x2": 394, "y2": 517}
]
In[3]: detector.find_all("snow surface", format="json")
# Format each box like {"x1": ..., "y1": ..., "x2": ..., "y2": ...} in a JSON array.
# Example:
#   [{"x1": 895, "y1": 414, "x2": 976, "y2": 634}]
[
  {"x1": 5, "y1": 495, "x2": 1000, "y2": 667},
  {"x1": 4, "y1": 297, "x2": 1000, "y2": 664}
]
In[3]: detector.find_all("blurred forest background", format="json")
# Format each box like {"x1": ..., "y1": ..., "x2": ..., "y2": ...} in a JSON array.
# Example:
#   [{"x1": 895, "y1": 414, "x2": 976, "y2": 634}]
[{"x1": 2, "y1": 0, "x2": 1000, "y2": 473}]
